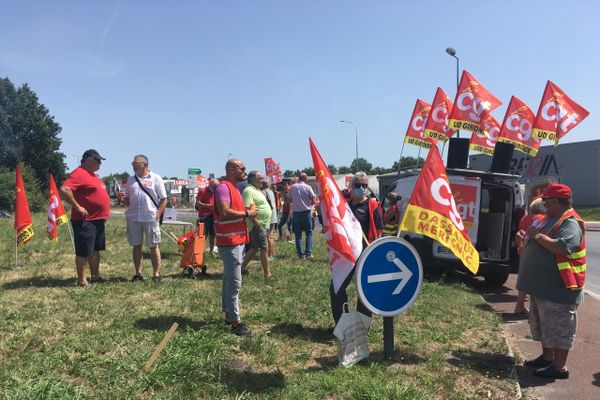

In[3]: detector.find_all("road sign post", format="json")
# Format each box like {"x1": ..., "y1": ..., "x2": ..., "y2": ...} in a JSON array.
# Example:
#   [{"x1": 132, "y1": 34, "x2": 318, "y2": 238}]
[{"x1": 356, "y1": 237, "x2": 423, "y2": 360}]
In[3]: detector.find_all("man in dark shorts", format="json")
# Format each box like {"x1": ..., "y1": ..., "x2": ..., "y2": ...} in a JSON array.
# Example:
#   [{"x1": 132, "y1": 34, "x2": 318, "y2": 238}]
[{"x1": 60, "y1": 149, "x2": 111, "y2": 287}]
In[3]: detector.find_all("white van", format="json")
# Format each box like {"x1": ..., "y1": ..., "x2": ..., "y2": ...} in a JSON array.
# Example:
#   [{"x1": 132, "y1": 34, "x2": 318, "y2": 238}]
[{"x1": 388, "y1": 167, "x2": 525, "y2": 286}]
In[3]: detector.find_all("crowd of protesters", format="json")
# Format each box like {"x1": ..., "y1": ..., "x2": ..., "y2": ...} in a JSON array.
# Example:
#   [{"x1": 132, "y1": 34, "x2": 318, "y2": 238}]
[{"x1": 59, "y1": 149, "x2": 587, "y2": 380}]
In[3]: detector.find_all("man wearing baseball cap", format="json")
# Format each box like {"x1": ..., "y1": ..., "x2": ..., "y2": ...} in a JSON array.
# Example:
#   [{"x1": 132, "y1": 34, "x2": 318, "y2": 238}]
[
  {"x1": 516, "y1": 183, "x2": 586, "y2": 379},
  {"x1": 60, "y1": 149, "x2": 110, "y2": 287}
]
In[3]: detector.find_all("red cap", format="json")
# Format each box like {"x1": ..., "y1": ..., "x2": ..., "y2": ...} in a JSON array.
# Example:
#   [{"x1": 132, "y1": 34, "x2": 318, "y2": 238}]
[{"x1": 542, "y1": 183, "x2": 572, "y2": 199}]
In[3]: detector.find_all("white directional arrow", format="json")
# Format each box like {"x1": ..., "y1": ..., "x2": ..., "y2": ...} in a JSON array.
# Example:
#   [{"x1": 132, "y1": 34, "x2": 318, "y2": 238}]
[{"x1": 367, "y1": 251, "x2": 413, "y2": 295}]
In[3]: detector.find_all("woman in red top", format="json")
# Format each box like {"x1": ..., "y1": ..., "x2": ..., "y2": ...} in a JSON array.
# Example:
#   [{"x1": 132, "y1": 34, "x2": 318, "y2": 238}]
[{"x1": 514, "y1": 197, "x2": 545, "y2": 314}]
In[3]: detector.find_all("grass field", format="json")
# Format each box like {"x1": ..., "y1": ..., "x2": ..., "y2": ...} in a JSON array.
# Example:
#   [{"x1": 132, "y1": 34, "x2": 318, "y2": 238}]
[
  {"x1": 576, "y1": 206, "x2": 600, "y2": 221},
  {"x1": 0, "y1": 211, "x2": 517, "y2": 399}
]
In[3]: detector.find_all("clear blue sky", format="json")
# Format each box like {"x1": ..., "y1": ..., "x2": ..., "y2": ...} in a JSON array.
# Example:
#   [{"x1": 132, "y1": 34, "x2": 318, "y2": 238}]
[{"x1": 2, "y1": 1, "x2": 599, "y2": 178}]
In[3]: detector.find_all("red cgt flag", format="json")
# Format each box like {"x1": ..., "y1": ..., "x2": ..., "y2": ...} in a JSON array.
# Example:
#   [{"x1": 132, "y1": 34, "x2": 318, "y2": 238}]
[
  {"x1": 532, "y1": 81, "x2": 589, "y2": 144},
  {"x1": 404, "y1": 99, "x2": 435, "y2": 149},
  {"x1": 47, "y1": 174, "x2": 68, "y2": 241},
  {"x1": 469, "y1": 114, "x2": 501, "y2": 156},
  {"x1": 448, "y1": 70, "x2": 502, "y2": 136},
  {"x1": 309, "y1": 138, "x2": 363, "y2": 293},
  {"x1": 264, "y1": 157, "x2": 283, "y2": 185},
  {"x1": 399, "y1": 146, "x2": 479, "y2": 274},
  {"x1": 14, "y1": 166, "x2": 34, "y2": 246},
  {"x1": 423, "y1": 87, "x2": 457, "y2": 142},
  {"x1": 497, "y1": 96, "x2": 542, "y2": 156}
]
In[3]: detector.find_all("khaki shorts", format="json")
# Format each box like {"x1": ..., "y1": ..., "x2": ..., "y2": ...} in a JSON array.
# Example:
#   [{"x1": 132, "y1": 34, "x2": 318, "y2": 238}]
[
  {"x1": 126, "y1": 220, "x2": 161, "y2": 248},
  {"x1": 529, "y1": 296, "x2": 578, "y2": 350}
]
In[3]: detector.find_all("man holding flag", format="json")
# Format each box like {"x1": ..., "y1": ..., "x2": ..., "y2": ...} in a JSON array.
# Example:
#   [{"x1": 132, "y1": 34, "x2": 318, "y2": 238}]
[{"x1": 309, "y1": 139, "x2": 366, "y2": 325}]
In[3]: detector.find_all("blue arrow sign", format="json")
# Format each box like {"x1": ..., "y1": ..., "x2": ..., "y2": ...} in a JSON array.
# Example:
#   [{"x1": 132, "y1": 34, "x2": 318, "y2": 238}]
[{"x1": 356, "y1": 237, "x2": 423, "y2": 316}]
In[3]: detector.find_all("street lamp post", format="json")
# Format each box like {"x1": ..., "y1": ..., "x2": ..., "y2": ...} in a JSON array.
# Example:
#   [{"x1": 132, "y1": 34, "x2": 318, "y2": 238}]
[
  {"x1": 445, "y1": 47, "x2": 460, "y2": 138},
  {"x1": 339, "y1": 120, "x2": 359, "y2": 160}
]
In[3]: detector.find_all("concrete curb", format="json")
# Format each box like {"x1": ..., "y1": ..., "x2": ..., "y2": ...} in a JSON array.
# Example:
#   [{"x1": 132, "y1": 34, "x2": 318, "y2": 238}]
[{"x1": 480, "y1": 295, "x2": 523, "y2": 399}]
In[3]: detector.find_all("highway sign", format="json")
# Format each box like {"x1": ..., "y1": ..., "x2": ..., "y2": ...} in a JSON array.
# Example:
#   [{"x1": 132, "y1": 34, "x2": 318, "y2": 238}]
[
  {"x1": 187, "y1": 168, "x2": 202, "y2": 175},
  {"x1": 356, "y1": 237, "x2": 423, "y2": 317}
]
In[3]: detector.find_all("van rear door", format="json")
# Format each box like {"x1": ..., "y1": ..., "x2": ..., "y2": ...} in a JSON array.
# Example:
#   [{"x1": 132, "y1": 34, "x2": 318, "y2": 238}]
[{"x1": 432, "y1": 176, "x2": 481, "y2": 260}]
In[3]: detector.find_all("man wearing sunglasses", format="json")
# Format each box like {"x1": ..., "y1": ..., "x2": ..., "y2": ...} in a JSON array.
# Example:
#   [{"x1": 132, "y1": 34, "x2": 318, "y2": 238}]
[
  {"x1": 516, "y1": 183, "x2": 585, "y2": 379},
  {"x1": 60, "y1": 149, "x2": 111, "y2": 288},
  {"x1": 329, "y1": 171, "x2": 382, "y2": 324}
]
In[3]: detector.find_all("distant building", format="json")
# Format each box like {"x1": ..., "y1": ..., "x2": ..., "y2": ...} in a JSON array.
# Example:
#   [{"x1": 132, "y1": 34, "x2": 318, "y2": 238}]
[
  {"x1": 470, "y1": 139, "x2": 600, "y2": 206},
  {"x1": 377, "y1": 140, "x2": 600, "y2": 207}
]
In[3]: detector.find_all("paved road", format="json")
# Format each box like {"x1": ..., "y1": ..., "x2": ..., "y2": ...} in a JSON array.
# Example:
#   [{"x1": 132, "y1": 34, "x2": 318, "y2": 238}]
[{"x1": 585, "y1": 230, "x2": 600, "y2": 297}]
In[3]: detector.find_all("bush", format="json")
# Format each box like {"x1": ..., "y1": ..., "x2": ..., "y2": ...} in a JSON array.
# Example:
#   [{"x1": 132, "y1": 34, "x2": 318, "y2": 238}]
[{"x1": 0, "y1": 164, "x2": 46, "y2": 213}]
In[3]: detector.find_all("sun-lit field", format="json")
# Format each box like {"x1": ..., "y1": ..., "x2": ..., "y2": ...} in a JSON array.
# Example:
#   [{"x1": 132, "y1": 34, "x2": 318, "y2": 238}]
[{"x1": 0, "y1": 211, "x2": 517, "y2": 399}]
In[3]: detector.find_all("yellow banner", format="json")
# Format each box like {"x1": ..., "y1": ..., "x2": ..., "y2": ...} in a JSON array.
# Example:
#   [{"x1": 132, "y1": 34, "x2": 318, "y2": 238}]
[
  {"x1": 400, "y1": 204, "x2": 479, "y2": 274},
  {"x1": 422, "y1": 129, "x2": 449, "y2": 142},
  {"x1": 17, "y1": 225, "x2": 34, "y2": 247},
  {"x1": 532, "y1": 128, "x2": 557, "y2": 143},
  {"x1": 404, "y1": 136, "x2": 432, "y2": 149},
  {"x1": 469, "y1": 144, "x2": 494, "y2": 156},
  {"x1": 497, "y1": 137, "x2": 539, "y2": 156},
  {"x1": 56, "y1": 214, "x2": 68, "y2": 226},
  {"x1": 448, "y1": 119, "x2": 485, "y2": 135}
]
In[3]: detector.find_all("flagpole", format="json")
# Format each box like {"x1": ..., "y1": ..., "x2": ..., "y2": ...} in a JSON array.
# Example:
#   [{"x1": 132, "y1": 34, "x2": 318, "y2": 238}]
[
  {"x1": 15, "y1": 229, "x2": 18, "y2": 268},
  {"x1": 66, "y1": 216, "x2": 76, "y2": 252},
  {"x1": 416, "y1": 147, "x2": 422, "y2": 169},
  {"x1": 396, "y1": 141, "x2": 406, "y2": 176}
]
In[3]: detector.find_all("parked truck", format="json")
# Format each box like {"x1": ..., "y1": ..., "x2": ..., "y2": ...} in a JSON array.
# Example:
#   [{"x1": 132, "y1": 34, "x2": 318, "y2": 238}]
[{"x1": 387, "y1": 167, "x2": 527, "y2": 286}]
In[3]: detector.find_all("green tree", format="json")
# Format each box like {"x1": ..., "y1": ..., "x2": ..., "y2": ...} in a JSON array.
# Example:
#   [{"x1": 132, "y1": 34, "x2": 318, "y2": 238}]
[
  {"x1": 301, "y1": 166, "x2": 315, "y2": 176},
  {"x1": 350, "y1": 158, "x2": 373, "y2": 174},
  {"x1": 0, "y1": 163, "x2": 46, "y2": 212},
  {"x1": 327, "y1": 164, "x2": 338, "y2": 174},
  {"x1": 338, "y1": 166, "x2": 351, "y2": 174},
  {"x1": 0, "y1": 77, "x2": 66, "y2": 189},
  {"x1": 392, "y1": 156, "x2": 425, "y2": 170}
]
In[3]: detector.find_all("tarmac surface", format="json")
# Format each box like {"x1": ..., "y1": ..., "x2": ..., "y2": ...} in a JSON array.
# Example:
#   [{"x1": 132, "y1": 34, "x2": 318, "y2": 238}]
[{"x1": 482, "y1": 274, "x2": 600, "y2": 399}]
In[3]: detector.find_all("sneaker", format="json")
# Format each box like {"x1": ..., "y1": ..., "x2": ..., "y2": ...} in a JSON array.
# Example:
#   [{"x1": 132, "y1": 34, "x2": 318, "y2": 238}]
[
  {"x1": 152, "y1": 276, "x2": 162, "y2": 283},
  {"x1": 524, "y1": 354, "x2": 553, "y2": 368},
  {"x1": 305, "y1": 254, "x2": 314, "y2": 259},
  {"x1": 89, "y1": 276, "x2": 106, "y2": 284},
  {"x1": 231, "y1": 323, "x2": 252, "y2": 337},
  {"x1": 131, "y1": 274, "x2": 144, "y2": 282},
  {"x1": 533, "y1": 364, "x2": 570, "y2": 379}
]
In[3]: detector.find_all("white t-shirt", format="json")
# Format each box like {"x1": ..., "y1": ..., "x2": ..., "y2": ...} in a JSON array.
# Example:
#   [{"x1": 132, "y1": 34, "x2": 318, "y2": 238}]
[{"x1": 124, "y1": 171, "x2": 167, "y2": 222}]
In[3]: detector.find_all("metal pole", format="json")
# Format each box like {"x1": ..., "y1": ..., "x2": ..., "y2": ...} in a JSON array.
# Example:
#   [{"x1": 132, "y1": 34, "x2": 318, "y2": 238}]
[
  {"x1": 383, "y1": 316, "x2": 394, "y2": 360},
  {"x1": 396, "y1": 141, "x2": 406, "y2": 176},
  {"x1": 354, "y1": 125, "x2": 359, "y2": 160},
  {"x1": 15, "y1": 229, "x2": 18, "y2": 268}
]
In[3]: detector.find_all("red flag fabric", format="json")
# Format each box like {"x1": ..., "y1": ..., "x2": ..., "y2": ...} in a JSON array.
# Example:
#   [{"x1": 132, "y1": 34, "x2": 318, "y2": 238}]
[
  {"x1": 448, "y1": 70, "x2": 502, "y2": 136},
  {"x1": 532, "y1": 81, "x2": 590, "y2": 144},
  {"x1": 423, "y1": 87, "x2": 457, "y2": 142},
  {"x1": 14, "y1": 166, "x2": 34, "y2": 246},
  {"x1": 469, "y1": 114, "x2": 501, "y2": 156},
  {"x1": 497, "y1": 96, "x2": 541, "y2": 156},
  {"x1": 403, "y1": 99, "x2": 435, "y2": 149},
  {"x1": 196, "y1": 174, "x2": 209, "y2": 189},
  {"x1": 309, "y1": 138, "x2": 363, "y2": 293},
  {"x1": 264, "y1": 157, "x2": 283, "y2": 185},
  {"x1": 399, "y1": 146, "x2": 479, "y2": 274},
  {"x1": 47, "y1": 174, "x2": 68, "y2": 240}
]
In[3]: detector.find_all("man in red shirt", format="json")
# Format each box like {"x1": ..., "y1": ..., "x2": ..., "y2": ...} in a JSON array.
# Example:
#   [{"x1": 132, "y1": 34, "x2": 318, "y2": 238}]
[
  {"x1": 60, "y1": 149, "x2": 111, "y2": 287},
  {"x1": 195, "y1": 178, "x2": 219, "y2": 255}
]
